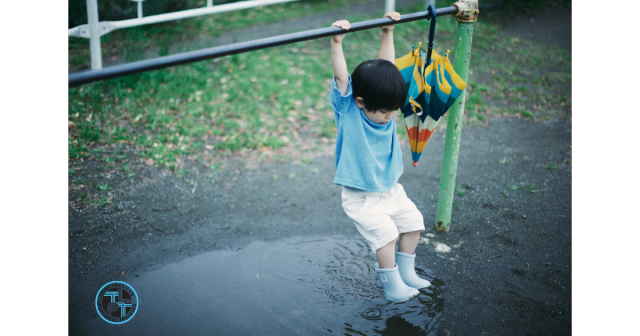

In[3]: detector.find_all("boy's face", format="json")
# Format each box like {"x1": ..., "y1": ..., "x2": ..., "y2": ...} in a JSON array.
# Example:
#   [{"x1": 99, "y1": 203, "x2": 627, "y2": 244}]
[{"x1": 355, "y1": 97, "x2": 395, "y2": 125}]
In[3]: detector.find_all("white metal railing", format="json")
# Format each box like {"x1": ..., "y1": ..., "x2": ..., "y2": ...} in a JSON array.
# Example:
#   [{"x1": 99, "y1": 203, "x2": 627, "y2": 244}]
[
  {"x1": 69, "y1": 0, "x2": 415, "y2": 71},
  {"x1": 69, "y1": 0, "x2": 303, "y2": 70}
]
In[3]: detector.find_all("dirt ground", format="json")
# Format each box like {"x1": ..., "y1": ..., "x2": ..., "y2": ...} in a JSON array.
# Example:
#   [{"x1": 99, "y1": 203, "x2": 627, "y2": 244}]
[{"x1": 68, "y1": 4, "x2": 572, "y2": 336}]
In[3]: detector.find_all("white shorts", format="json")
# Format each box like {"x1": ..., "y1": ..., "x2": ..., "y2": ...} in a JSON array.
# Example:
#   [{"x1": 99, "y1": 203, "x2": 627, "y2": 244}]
[{"x1": 341, "y1": 183, "x2": 425, "y2": 252}]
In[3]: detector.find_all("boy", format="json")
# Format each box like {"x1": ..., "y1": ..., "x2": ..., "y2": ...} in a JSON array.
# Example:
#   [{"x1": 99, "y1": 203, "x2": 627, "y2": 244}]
[{"x1": 330, "y1": 13, "x2": 431, "y2": 303}]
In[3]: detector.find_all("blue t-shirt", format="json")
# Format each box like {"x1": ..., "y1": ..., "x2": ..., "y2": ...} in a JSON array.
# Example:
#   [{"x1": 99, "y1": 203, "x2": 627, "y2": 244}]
[{"x1": 330, "y1": 75, "x2": 403, "y2": 192}]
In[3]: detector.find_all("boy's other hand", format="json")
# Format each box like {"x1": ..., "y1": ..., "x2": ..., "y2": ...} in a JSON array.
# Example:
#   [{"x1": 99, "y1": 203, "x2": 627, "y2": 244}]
[
  {"x1": 331, "y1": 20, "x2": 351, "y2": 43},
  {"x1": 381, "y1": 12, "x2": 401, "y2": 32}
]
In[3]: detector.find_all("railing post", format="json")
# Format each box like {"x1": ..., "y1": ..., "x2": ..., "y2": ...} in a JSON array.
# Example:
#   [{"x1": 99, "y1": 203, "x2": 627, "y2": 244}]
[
  {"x1": 435, "y1": 0, "x2": 479, "y2": 232},
  {"x1": 207, "y1": 0, "x2": 214, "y2": 7},
  {"x1": 385, "y1": 0, "x2": 395, "y2": 14},
  {"x1": 86, "y1": 0, "x2": 103, "y2": 70},
  {"x1": 131, "y1": 0, "x2": 145, "y2": 19}
]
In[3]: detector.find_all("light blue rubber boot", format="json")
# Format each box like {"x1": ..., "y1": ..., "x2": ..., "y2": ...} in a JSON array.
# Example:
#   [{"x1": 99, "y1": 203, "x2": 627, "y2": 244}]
[
  {"x1": 395, "y1": 251, "x2": 432, "y2": 289},
  {"x1": 374, "y1": 263, "x2": 420, "y2": 302}
]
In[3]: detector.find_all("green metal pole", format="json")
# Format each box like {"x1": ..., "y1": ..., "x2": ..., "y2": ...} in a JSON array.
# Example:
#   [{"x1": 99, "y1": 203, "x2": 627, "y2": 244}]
[{"x1": 435, "y1": 1, "x2": 478, "y2": 232}]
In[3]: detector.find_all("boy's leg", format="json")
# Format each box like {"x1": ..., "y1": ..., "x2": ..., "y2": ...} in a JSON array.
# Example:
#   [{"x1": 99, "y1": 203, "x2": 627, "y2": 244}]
[
  {"x1": 395, "y1": 235, "x2": 432, "y2": 289},
  {"x1": 388, "y1": 184, "x2": 424, "y2": 252},
  {"x1": 342, "y1": 189, "x2": 400, "y2": 262},
  {"x1": 387, "y1": 184, "x2": 431, "y2": 289},
  {"x1": 376, "y1": 238, "x2": 397, "y2": 269},
  {"x1": 374, "y1": 238, "x2": 420, "y2": 302},
  {"x1": 397, "y1": 230, "x2": 421, "y2": 255}
]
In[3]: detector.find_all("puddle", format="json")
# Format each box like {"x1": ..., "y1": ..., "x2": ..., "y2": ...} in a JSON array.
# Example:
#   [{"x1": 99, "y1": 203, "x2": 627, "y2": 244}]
[{"x1": 86, "y1": 236, "x2": 445, "y2": 335}]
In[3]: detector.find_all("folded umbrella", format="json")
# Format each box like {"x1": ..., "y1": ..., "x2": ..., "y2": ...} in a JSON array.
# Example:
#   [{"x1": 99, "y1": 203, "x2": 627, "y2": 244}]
[{"x1": 394, "y1": 11, "x2": 467, "y2": 167}]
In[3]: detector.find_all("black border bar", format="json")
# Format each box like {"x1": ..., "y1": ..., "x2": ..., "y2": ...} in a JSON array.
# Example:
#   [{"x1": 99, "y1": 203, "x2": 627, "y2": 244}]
[{"x1": 69, "y1": 6, "x2": 458, "y2": 87}]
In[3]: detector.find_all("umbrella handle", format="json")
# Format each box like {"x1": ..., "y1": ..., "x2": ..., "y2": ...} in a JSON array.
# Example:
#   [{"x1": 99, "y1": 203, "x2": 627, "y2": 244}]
[{"x1": 424, "y1": 4, "x2": 437, "y2": 70}]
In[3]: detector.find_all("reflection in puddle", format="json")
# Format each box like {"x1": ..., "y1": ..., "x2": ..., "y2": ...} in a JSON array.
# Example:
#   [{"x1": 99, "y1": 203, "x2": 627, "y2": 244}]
[{"x1": 85, "y1": 236, "x2": 444, "y2": 335}]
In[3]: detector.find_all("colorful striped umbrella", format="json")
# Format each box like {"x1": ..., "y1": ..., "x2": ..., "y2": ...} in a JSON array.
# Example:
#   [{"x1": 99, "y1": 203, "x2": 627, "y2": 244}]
[{"x1": 395, "y1": 44, "x2": 467, "y2": 167}]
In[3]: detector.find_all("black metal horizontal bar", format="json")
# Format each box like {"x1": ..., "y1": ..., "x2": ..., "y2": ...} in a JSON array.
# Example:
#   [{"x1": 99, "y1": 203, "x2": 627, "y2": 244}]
[{"x1": 69, "y1": 6, "x2": 458, "y2": 87}]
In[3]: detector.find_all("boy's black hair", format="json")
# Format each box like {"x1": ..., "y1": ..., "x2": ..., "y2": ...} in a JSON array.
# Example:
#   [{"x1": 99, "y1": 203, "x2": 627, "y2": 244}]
[{"x1": 351, "y1": 59, "x2": 406, "y2": 112}]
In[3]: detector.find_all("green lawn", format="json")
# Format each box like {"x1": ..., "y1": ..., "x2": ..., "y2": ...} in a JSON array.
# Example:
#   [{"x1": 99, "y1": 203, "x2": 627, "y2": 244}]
[{"x1": 68, "y1": 0, "x2": 571, "y2": 201}]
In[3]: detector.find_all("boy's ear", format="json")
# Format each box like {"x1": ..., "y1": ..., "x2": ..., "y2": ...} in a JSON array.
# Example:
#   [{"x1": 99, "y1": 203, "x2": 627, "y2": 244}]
[{"x1": 354, "y1": 97, "x2": 365, "y2": 109}]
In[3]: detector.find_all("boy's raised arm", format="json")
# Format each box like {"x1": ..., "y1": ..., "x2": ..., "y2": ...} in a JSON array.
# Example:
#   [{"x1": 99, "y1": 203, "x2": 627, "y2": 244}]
[
  {"x1": 331, "y1": 20, "x2": 350, "y2": 95},
  {"x1": 379, "y1": 12, "x2": 401, "y2": 63}
]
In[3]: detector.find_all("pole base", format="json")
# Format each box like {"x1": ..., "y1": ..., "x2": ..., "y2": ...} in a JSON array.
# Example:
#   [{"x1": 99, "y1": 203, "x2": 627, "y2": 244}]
[{"x1": 435, "y1": 221, "x2": 450, "y2": 232}]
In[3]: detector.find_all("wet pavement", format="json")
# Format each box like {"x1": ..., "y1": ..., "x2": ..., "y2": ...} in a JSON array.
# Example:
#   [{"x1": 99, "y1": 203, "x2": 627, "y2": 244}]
[
  {"x1": 83, "y1": 237, "x2": 444, "y2": 335},
  {"x1": 70, "y1": 118, "x2": 572, "y2": 335}
]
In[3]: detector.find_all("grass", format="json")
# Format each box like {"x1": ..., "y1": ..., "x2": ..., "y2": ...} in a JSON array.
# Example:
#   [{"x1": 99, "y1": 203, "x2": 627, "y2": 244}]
[
  {"x1": 527, "y1": 184, "x2": 541, "y2": 194},
  {"x1": 68, "y1": 0, "x2": 571, "y2": 208},
  {"x1": 456, "y1": 185, "x2": 466, "y2": 197},
  {"x1": 506, "y1": 184, "x2": 519, "y2": 191},
  {"x1": 463, "y1": 0, "x2": 572, "y2": 122},
  {"x1": 504, "y1": 182, "x2": 543, "y2": 195},
  {"x1": 498, "y1": 155, "x2": 517, "y2": 165},
  {"x1": 71, "y1": 3, "x2": 455, "y2": 175},
  {"x1": 96, "y1": 183, "x2": 111, "y2": 191},
  {"x1": 207, "y1": 161, "x2": 226, "y2": 179},
  {"x1": 78, "y1": 192, "x2": 112, "y2": 208}
]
